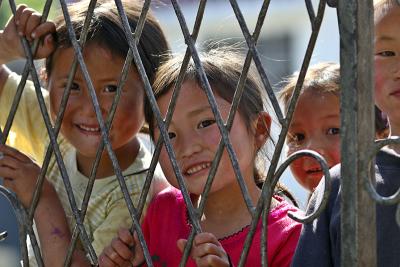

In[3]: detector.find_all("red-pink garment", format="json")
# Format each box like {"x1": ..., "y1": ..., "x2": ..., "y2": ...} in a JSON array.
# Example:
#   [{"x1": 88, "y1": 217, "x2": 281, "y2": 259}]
[{"x1": 142, "y1": 188, "x2": 301, "y2": 267}]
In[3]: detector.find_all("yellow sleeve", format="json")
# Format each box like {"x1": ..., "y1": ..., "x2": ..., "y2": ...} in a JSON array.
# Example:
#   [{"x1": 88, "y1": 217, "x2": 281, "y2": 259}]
[
  {"x1": 0, "y1": 72, "x2": 49, "y2": 164},
  {"x1": 91, "y1": 199, "x2": 144, "y2": 255}
]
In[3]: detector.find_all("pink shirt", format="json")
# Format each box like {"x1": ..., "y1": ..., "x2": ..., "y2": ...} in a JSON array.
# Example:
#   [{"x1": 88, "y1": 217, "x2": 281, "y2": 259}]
[{"x1": 142, "y1": 188, "x2": 301, "y2": 267}]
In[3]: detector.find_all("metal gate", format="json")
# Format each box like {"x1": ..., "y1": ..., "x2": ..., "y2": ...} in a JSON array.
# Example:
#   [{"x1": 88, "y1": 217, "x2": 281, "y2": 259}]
[{"x1": 0, "y1": 0, "x2": 398, "y2": 266}]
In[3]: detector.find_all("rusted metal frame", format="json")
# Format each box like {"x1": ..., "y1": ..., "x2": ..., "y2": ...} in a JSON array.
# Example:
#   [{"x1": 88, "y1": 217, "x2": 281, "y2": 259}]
[
  {"x1": 112, "y1": 1, "x2": 207, "y2": 265},
  {"x1": 228, "y1": 1, "x2": 283, "y2": 124},
  {"x1": 171, "y1": 0, "x2": 256, "y2": 218},
  {"x1": 280, "y1": 151, "x2": 331, "y2": 223},
  {"x1": 1, "y1": 0, "x2": 53, "y2": 144},
  {"x1": 235, "y1": 0, "x2": 327, "y2": 266},
  {"x1": 364, "y1": 137, "x2": 400, "y2": 205},
  {"x1": 113, "y1": 1, "x2": 185, "y2": 266},
  {"x1": 65, "y1": 53, "x2": 133, "y2": 266},
  {"x1": 305, "y1": 0, "x2": 316, "y2": 26},
  {"x1": 20, "y1": 0, "x2": 140, "y2": 264},
  {"x1": 20, "y1": 26, "x2": 95, "y2": 267},
  {"x1": 27, "y1": 0, "x2": 99, "y2": 264},
  {"x1": 111, "y1": 0, "x2": 153, "y2": 221},
  {"x1": 29, "y1": 0, "x2": 95, "y2": 232},
  {"x1": 6, "y1": 0, "x2": 96, "y2": 265},
  {"x1": 134, "y1": 0, "x2": 208, "y2": 228},
  {"x1": 0, "y1": 186, "x2": 44, "y2": 266},
  {"x1": 18, "y1": 0, "x2": 55, "y2": 224},
  {"x1": 63, "y1": 0, "x2": 137, "y2": 264},
  {"x1": 327, "y1": 0, "x2": 338, "y2": 8},
  {"x1": 177, "y1": 1, "x2": 275, "y2": 265},
  {"x1": 111, "y1": 0, "x2": 181, "y2": 265},
  {"x1": 116, "y1": 0, "x2": 232, "y2": 262},
  {"x1": 0, "y1": 230, "x2": 7, "y2": 241},
  {"x1": 337, "y1": 0, "x2": 376, "y2": 266}
]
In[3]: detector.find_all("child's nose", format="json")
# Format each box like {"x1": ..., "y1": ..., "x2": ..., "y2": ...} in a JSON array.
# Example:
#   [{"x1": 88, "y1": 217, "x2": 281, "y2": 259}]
[
  {"x1": 306, "y1": 139, "x2": 328, "y2": 159},
  {"x1": 81, "y1": 89, "x2": 110, "y2": 118},
  {"x1": 394, "y1": 60, "x2": 400, "y2": 77},
  {"x1": 177, "y1": 132, "x2": 202, "y2": 159}
]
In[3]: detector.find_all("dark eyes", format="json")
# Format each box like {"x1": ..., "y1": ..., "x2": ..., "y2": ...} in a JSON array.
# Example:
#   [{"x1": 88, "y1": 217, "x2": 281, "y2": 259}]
[
  {"x1": 168, "y1": 132, "x2": 176, "y2": 140},
  {"x1": 327, "y1": 127, "x2": 340, "y2": 135},
  {"x1": 166, "y1": 119, "x2": 214, "y2": 140},
  {"x1": 288, "y1": 133, "x2": 305, "y2": 144},
  {"x1": 65, "y1": 83, "x2": 118, "y2": 93},
  {"x1": 104, "y1": 85, "x2": 118, "y2": 93},
  {"x1": 198, "y1": 119, "x2": 215, "y2": 129},
  {"x1": 69, "y1": 82, "x2": 80, "y2": 91},
  {"x1": 376, "y1": 51, "x2": 396, "y2": 57}
]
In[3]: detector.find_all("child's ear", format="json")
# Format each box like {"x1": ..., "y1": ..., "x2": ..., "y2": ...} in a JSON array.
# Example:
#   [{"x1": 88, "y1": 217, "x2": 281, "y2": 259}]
[
  {"x1": 254, "y1": 111, "x2": 271, "y2": 150},
  {"x1": 39, "y1": 67, "x2": 48, "y2": 87}
]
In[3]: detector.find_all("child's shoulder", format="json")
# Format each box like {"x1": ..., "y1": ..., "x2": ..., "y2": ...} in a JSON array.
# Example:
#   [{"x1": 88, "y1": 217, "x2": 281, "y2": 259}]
[
  {"x1": 270, "y1": 196, "x2": 302, "y2": 222},
  {"x1": 145, "y1": 187, "x2": 186, "y2": 222},
  {"x1": 151, "y1": 187, "x2": 183, "y2": 205}
]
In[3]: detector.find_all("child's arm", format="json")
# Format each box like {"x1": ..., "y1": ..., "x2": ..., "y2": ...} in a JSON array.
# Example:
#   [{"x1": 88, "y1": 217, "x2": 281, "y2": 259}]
[
  {"x1": 0, "y1": 144, "x2": 91, "y2": 266},
  {"x1": 177, "y1": 233, "x2": 231, "y2": 267},
  {"x1": 0, "y1": 5, "x2": 56, "y2": 96},
  {"x1": 98, "y1": 228, "x2": 145, "y2": 267}
]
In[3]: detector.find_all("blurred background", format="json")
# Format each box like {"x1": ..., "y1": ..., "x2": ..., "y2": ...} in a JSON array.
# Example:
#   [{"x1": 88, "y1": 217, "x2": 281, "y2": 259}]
[{"x1": 0, "y1": 0, "x2": 339, "y2": 266}]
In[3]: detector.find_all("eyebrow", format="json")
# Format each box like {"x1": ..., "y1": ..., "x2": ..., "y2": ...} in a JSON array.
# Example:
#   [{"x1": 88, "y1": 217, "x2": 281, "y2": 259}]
[
  {"x1": 160, "y1": 105, "x2": 212, "y2": 130},
  {"x1": 289, "y1": 114, "x2": 340, "y2": 128},
  {"x1": 187, "y1": 105, "x2": 213, "y2": 117},
  {"x1": 376, "y1": 35, "x2": 396, "y2": 42}
]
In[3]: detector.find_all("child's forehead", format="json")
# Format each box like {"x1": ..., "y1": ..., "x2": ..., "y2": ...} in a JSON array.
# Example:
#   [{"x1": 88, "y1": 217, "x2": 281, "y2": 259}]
[{"x1": 374, "y1": 1, "x2": 400, "y2": 23}]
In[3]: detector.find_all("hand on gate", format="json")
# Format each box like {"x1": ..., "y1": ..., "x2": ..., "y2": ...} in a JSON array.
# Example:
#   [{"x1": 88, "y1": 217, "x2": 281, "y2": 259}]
[
  {"x1": 177, "y1": 232, "x2": 231, "y2": 267},
  {"x1": 0, "y1": 4, "x2": 56, "y2": 63},
  {"x1": 99, "y1": 227, "x2": 145, "y2": 267},
  {"x1": 0, "y1": 144, "x2": 49, "y2": 208}
]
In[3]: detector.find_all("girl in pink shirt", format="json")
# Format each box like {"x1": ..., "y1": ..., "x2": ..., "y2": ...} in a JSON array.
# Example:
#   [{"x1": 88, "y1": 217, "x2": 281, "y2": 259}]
[{"x1": 99, "y1": 48, "x2": 301, "y2": 267}]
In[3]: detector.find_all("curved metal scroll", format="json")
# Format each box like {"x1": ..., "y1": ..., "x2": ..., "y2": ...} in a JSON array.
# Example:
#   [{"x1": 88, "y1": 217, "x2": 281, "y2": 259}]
[
  {"x1": 274, "y1": 150, "x2": 331, "y2": 224},
  {"x1": 363, "y1": 137, "x2": 400, "y2": 205},
  {"x1": 0, "y1": 186, "x2": 43, "y2": 266}
]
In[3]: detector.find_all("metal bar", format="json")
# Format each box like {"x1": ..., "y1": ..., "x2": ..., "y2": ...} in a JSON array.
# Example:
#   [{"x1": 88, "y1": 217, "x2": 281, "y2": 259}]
[
  {"x1": 238, "y1": 0, "x2": 326, "y2": 265},
  {"x1": 337, "y1": 0, "x2": 376, "y2": 266}
]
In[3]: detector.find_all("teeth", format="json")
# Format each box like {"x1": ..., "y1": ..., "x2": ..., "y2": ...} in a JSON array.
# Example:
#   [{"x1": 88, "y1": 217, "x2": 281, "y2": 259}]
[
  {"x1": 186, "y1": 163, "x2": 211, "y2": 175},
  {"x1": 79, "y1": 125, "x2": 100, "y2": 132}
]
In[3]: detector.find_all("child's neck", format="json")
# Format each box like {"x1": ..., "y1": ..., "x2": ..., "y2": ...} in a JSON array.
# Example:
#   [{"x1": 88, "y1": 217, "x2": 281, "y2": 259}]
[
  {"x1": 76, "y1": 137, "x2": 140, "y2": 178},
  {"x1": 196, "y1": 182, "x2": 278, "y2": 240}
]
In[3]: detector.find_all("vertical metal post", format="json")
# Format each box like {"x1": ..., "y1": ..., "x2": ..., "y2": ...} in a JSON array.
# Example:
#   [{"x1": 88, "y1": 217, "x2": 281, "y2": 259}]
[{"x1": 338, "y1": 0, "x2": 376, "y2": 266}]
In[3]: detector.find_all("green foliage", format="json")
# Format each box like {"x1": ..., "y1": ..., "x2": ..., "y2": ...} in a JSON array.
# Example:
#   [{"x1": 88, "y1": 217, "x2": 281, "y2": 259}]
[{"x1": 0, "y1": 1, "x2": 60, "y2": 28}]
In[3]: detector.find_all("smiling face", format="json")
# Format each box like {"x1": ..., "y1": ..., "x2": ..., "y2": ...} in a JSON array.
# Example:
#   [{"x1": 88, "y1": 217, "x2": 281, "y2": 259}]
[
  {"x1": 153, "y1": 80, "x2": 268, "y2": 196},
  {"x1": 374, "y1": 4, "x2": 400, "y2": 135},
  {"x1": 287, "y1": 90, "x2": 341, "y2": 191},
  {"x1": 47, "y1": 44, "x2": 145, "y2": 162}
]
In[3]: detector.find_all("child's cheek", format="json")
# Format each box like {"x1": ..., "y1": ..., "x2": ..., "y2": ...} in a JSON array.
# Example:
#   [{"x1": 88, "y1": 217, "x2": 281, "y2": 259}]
[
  {"x1": 159, "y1": 149, "x2": 179, "y2": 188},
  {"x1": 374, "y1": 62, "x2": 386, "y2": 110},
  {"x1": 208, "y1": 127, "x2": 222, "y2": 147}
]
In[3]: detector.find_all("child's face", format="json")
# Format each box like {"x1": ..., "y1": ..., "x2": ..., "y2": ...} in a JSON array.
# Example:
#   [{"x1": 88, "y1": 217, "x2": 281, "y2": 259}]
[
  {"x1": 153, "y1": 80, "x2": 267, "y2": 195},
  {"x1": 374, "y1": 5, "x2": 400, "y2": 133},
  {"x1": 287, "y1": 90, "x2": 341, "y2": 191},
  {"x1": 47, "y1": 44, "x2": 145, "y2": 158}
]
